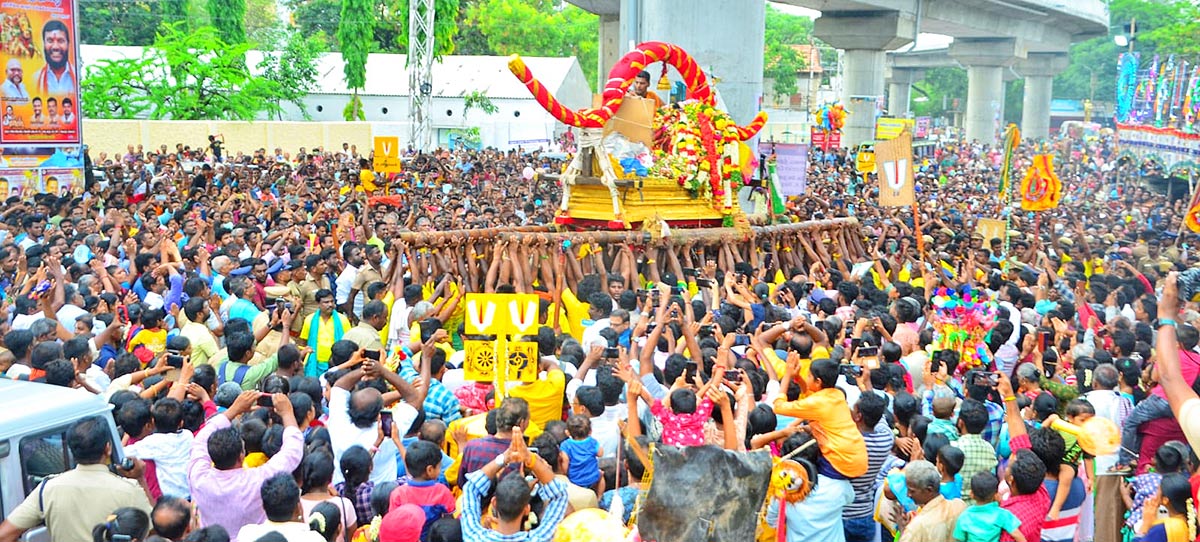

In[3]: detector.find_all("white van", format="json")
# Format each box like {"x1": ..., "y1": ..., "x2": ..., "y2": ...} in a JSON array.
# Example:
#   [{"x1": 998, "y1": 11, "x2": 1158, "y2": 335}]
[{"x1": 0, "y1": 380, "x2": 124, "y2": 542}]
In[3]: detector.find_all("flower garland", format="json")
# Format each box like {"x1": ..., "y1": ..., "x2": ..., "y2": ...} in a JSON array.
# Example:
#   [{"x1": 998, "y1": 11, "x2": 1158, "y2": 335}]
[{"x1": 649, "y1": 100, "x2": 745, "y2": 204}]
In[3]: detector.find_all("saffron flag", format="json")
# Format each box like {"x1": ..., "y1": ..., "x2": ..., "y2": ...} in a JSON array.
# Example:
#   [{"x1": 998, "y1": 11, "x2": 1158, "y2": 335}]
[
  {"x1": 1019, "y1": 154, "x2": 1063, "y2": 211},
  {"x1": 876, "y1": 131, "x2": 915, "y2": 207},
  {"x1": 1185, "y1": 185, "x2": 1200, "y2": 233}
]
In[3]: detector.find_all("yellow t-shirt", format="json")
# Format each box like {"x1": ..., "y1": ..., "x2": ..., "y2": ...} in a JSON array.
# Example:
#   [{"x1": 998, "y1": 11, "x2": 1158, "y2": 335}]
[
  {"x1": 508, "y1": 369, "x2": 566, "y2": 428},
  {"x1": 762, "y1": 345, "x2": 830, "y2": 395},
  {"x1": 128, "y1": 328, "x2": 168, "y2": 357},
  {"x1": 560, "y1": 289, "x2": 590, "y2": 341},
  {"x1": 299, "y1": 313, "x2": 350, "y2": 363}
]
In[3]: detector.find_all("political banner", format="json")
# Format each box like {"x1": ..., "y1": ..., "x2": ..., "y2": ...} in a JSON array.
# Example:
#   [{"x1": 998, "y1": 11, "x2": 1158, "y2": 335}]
[
  {"x1": 915, "y1": 117, "x2": 931, "y2": 139},
  {"x1": 875, "y1": 118, "x2": 914, "y2": 141},
  {"x1": 757, "y1": 142, "x2": 808, "y2": 196},
  {"x1": 0, "y1": 167, "x2": 35, "y2": 197},
  {"x1": 810, "y1": 127, "x2": 841, "y2": 151},
  {"x1": 876, "y1": 131, "x2": 914, "y2": 207},
  {"x1": 1115, "y1": 123, "x2": 1200, "y2": 172},
  {"x1": 0, "y1": 0, "x2": 80, "y2": 146},
  {"x1": 39, "y1": 167, "x2": 79, "y2": 195}
]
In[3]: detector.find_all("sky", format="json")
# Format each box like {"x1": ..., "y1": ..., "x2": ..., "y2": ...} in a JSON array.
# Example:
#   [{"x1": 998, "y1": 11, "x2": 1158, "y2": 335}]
[{"x1": 767, "y1": 1, "x2": 954, "y2": 51}]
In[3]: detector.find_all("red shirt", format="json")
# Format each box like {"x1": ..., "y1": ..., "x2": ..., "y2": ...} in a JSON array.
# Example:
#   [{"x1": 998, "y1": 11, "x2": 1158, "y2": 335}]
[
  {"x1": 1137, "y1": 417, "x2": 1187, "y2": 475},
  {"x1": 1001, "y1": 434, "x2": 1050, "y2": 542}
]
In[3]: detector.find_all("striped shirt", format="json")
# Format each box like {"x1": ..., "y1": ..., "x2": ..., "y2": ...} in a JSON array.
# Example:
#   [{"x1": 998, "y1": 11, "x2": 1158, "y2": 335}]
[
  {"x1": 980, "y1": 400, "x2": 1005, "y2": 448},
  {"x1": 844, "y1": 419, "x2": 895, "y2": 519}
]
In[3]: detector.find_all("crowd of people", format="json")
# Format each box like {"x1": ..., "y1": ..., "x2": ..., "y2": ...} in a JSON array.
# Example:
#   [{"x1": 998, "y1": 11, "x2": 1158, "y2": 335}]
[{"x1": 0, "y1": 128, "x2": 1196, "y2": 542}]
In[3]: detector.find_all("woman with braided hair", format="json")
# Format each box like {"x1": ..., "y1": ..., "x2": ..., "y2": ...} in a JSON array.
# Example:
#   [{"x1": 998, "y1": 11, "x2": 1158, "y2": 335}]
[
  {"x1": 307, "y1": 502, "x2": 343, "y2": 542},
  {"x1": 1138, "y1": 474, "x2": 1198, "y2": 542}
]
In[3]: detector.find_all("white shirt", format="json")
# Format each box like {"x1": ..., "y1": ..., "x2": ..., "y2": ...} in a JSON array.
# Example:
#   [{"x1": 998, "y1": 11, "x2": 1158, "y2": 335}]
[
  {"x1": 581, "y1": 318, "x2": 611, "y2": 350},
  {"x1": 387, "y1": 300, "x2": 413, "y2": 351},
  {"x1": 144, "y1": 290, "x2": 165, "y2": 311},
  {"x1": 11, "y1": 312, "x2": 39, "y2": 331},
  {"x1": 34, "y1": 65, "x2": 75, "y2": 95},
  {"x1": 123, "y1": 430, "x2": 194, "y2": 498},
  {"x1": 237, "y1": 520, "x2": 327, "y2": 542},
  {"x1": 1, "y1": 79, "x2": 27, "y2": 99},
  {"x1": 326, "y1": 387, "x2": 416, "y2": 486},
  {"x1": 1084, "y1": 388, "x2": 1132, "y2": 473},
  {"x1": 56, "y1": 303, "x2": 89, "y2": 332},
  {"x1": 592, "y1": 407, "x2": 625, "y2": 459},
  {"x1": 335, "y1": 265, "x2": 358, "y2": 306}
]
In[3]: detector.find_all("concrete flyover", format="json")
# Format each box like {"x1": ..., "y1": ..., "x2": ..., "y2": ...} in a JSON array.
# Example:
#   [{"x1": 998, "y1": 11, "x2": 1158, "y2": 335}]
[
  {"x1": 567, "y1": 0, "x2": 1107, "y2": 148},
  {"x1": 779, "y1": 0, "x2": 1108, "y2": 145}
]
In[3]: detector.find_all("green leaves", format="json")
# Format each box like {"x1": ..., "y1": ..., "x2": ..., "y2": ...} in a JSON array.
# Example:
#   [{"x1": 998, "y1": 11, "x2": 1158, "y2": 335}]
[
  {"x1": 462, "y1": 0, "x2": 597, "y2": 89},
  {"x1": 337, "y1": 0, "x2": 374, "y2": 90},
  {"x1": 81, "y1": 22, "x2": 317, "y2": 121},
  {"x1": 206, "y1": 0, "x2": 248, "y2": 44}
]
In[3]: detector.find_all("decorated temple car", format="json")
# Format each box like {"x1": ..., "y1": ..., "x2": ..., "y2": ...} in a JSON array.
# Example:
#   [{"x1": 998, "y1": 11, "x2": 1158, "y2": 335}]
[{"x1": 509, "y1": 41, "x2": 768, "y2": 230}]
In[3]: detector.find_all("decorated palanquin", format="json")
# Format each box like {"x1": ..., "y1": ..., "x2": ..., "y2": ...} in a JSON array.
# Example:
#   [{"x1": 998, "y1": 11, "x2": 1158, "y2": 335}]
[{"x1": 509, "y1": 41, "x2": 767, "y2": 230}]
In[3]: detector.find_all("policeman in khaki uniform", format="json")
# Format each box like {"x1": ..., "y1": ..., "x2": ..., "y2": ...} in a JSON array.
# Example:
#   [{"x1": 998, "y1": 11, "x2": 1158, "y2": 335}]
[{"x1": 0, "y1": 417, "x2": 151, "y2": 542}]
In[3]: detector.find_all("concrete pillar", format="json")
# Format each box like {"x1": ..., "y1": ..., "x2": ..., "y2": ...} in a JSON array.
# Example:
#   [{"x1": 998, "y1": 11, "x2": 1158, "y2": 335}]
[
  {"x1": 814, "y1": 11, "x2": 915, "y2": 147},
  {"x1": 950, "y1": 38, "x2": 1025, "y2": 146},
  {"x1": 1015, "y1": 53, "x2": 1070, "y2": 141},
  {"x1": 885, "y1": 68, "x2": 924, "y2": 117},
  {"x1": 597, "y1": 14, "x2": 620, "y2": 86},
  {"x1": 638, "y1": 0, "x2": 765, "y2": 129}
]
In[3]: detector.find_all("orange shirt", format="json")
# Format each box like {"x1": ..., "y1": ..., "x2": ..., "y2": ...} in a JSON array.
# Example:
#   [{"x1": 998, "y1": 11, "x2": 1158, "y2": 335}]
[{"x1": 773, "y1": 388, "x2": 868, "y2": 478}]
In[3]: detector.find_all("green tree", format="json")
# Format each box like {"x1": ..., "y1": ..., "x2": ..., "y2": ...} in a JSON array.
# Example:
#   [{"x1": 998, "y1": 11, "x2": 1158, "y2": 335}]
[
  {"x1": 257, "y1": 30, "x2": 323, "y2": 119},
  {"x1": 393, "y1": 0, "x2": 461, "y2": 56},
  {"x1": 1055, "y1": 0, "x2": 1185, "y2": 101},
  {"x1": 465, "y1": 0, "x2": 597, "y2": 88},
  {"x1": 288, "y1": 0, "x2": 342, "y2": 50},
  {"x1": 164, "y1": 0, "x2": 189, "y2": 26},
  {"x1": 337, "y1": 0, "x2": 374, "y2": 119},
  {"x1": 207, "y1": 0, "x2": 248, "y2": 44},
  {"x1": 80, "y1": 1, "x2": 165, "y2": 45},
  {"x1": 762, "y1": 5, "x2": 813, "y2": 100},
  {"x1": 912, "y1": 67, "x2": 967, "y2": 118},
  {"x1": 81, "y1": 23, "x2": 291, "y2": 120},
  {"x1": 245, "y1": 0, "x2": 282, "y2": 44}
]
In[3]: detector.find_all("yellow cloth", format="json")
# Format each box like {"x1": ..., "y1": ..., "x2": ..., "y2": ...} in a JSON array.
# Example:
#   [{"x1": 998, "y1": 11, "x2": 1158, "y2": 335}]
[
  {"x1": 560, "y1": 288, "x2": 590, "y2": 341},
  {"x1": 761, "y1": 346, "x2": 830, "y2": 390},
  {"x1": 299, "y1": 313, "x2": 351, "y2": 363},
  {"x1": 508, "y1": 369, "x2": 566, "y2": 428},
  {"x1": 128, "y1": 328, "x2": 168, "y2": 357},
  {"x1": 243, "y1": 452, "x2": 269, "y2": 468}
]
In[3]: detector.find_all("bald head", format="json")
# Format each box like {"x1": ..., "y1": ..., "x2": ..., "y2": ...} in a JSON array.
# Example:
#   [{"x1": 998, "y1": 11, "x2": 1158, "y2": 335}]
[{"x1": 348, "y1": 387, "x2": 382, "y2": 428}]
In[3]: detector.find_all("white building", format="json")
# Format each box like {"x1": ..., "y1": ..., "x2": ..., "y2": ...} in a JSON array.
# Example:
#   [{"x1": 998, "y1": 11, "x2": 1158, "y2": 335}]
[{"x1": 80, "y1": 45, "x2": 593, "y2": 150}]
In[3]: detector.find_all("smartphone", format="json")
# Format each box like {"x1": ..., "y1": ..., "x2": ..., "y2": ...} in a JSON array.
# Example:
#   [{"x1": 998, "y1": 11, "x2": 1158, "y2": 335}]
[
  {"x1": 972, "y1": 372, "x2": 1001, "y2": 387},
  {"x1": 364, "y1": 350, "x2": 382, "y2": 362},
  {"x1": 166, "y1": 354, "x2": 185, "y2": 368},
  {"x1": 838, "y1": 364, "x2": 864, "y2": 377},
  {"x1": 856, "y1": 346, "x2": 879, "y2": 358},
  {"x1": 602, "y1": 347, "x2": 619, "y2": 359},
  {"x1": 257, "y1": 394, "x2": 274, "y2": 407},
  {"x1": 682, "y1": 267, "x2": 698, "y2": 278},
  {"x1": 763, "y1": 253, "x2": 774, "y2": 270},
  {"x1": 850, "y1": 337, "x2": 862, "y2": 353},
  {"x1": 725, "y1": 368, "x2": 742, "y2": 381},
  {"x1": 117, "y1": 305, "x2": 129, "y2": 324},
  {"x1": 1038, "y1": 331, "x2": 1052, "y2": 351},
  {"x1": 685, "y1": 361, "x2": 699, "y2": 380},
  {"x1": 380, "y1": 410, "x2": 394, "y2": 436},
  {"x1": 695, "y1": 278, "x2": 713, "y2": 288},
  {"x1": 33, "y1": 280, "x2": 52, "y2": 295}
]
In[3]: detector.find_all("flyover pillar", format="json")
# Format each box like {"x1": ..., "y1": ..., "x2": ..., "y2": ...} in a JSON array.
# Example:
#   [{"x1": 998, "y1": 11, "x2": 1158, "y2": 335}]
[
  {"x1": 950, "y1": 38, "x2": 1025, "y2": 146},
  {"x1": 597, "y1": 14, "x2": 621, "y2": 83},
  {"x1": 1015, "y1": 53, "x2": 1070, "y2": 141},
  {"x1": 814, "y1": 11, "x2": 915, "y2": 147},
  {"x1": 638, "y1": 0, "x2": 765, "y2": 130},
  {"x1": 885, "y1": 68, "x2": 923, "y2": 117}
]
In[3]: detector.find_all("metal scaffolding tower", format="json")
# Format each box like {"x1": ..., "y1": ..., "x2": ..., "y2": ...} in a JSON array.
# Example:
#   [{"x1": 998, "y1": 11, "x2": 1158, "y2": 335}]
[{"x1": 408, "y1": 0, "x2": 435, "y2": 150}]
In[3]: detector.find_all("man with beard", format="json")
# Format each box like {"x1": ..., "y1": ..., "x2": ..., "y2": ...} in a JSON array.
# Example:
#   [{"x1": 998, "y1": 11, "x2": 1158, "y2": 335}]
[{"x1": 34, "y1": 20, "x2": 74, "y2": 96}]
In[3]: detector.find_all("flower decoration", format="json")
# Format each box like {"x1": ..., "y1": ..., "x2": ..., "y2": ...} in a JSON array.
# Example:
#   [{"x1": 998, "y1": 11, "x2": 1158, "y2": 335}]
[
  {"x1": 648, "y1": 100, "x2": 746, "y2": 206},
  {"x1": 928, "y1": 285, "x2": 999, "y2": 373}
]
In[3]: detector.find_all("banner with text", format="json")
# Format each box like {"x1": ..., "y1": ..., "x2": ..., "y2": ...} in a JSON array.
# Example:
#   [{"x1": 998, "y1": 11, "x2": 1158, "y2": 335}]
[
  {"x1": 875, "y1": 118, "x2": 914, "y2": 141},
  {"x1": 758, "y1": 142, "x2": 808, "y2": 196},
  {"x1": 0, "y1": 0, "x2": 80, "y2": 146},
  {"x1": 1116, "y1": 123, "x2": 1200, "y2": 172}
]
